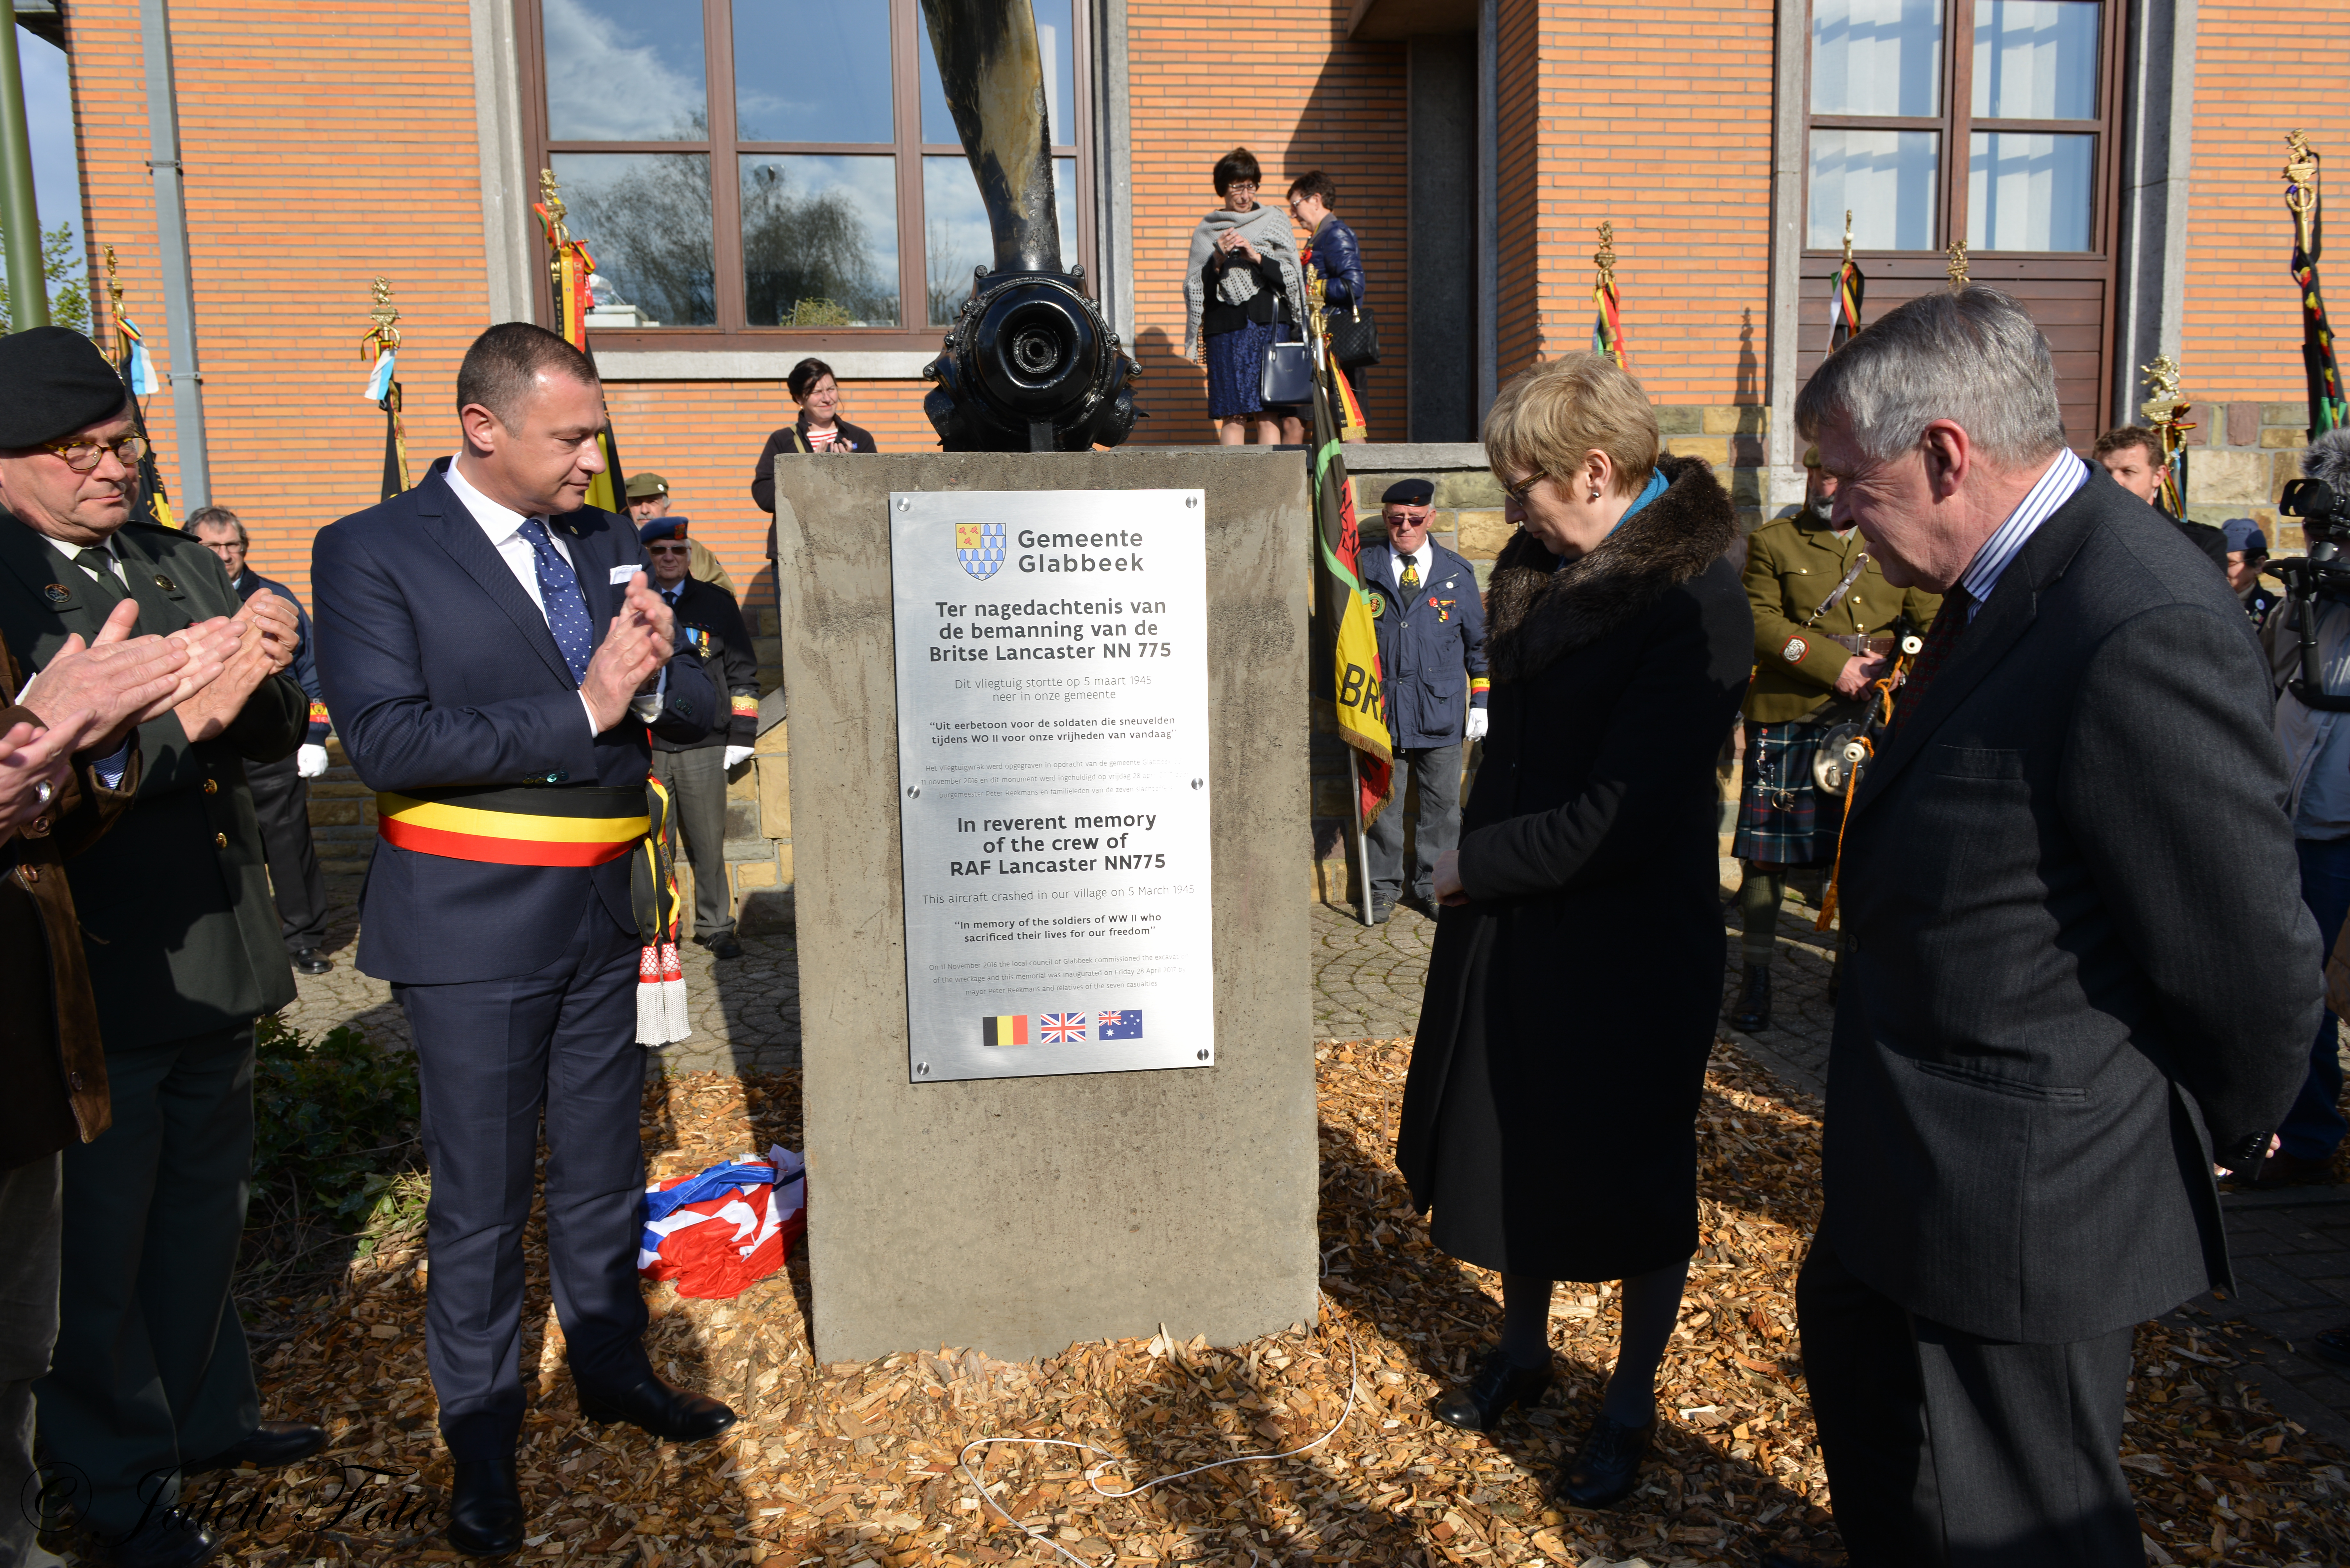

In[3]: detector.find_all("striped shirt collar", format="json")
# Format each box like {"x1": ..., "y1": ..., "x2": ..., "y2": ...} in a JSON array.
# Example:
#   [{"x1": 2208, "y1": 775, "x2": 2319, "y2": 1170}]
[{"x1": 1953, "y1": 448, "x2": 2089, "y2": 620}]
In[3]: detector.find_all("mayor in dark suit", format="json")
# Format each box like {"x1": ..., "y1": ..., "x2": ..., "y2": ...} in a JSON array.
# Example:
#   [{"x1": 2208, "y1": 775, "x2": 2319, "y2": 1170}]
[
  {"x1": 1784, "y1": 288, "x2": 2319, "y2": 1568},
  {"x1": 311, "y1": 324, "x2": 723, "y2": 1557}
]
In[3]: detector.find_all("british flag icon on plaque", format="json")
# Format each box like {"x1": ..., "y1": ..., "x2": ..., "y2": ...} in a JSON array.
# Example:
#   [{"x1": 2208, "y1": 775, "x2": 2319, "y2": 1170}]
[{"x1": 955, "y1": 520, "x2": 1007, "y2": 580}]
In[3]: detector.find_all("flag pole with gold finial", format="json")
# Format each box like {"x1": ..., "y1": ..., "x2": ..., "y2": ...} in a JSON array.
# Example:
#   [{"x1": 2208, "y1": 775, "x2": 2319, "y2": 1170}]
[
  {"x1": 99, "y1": 243, "x2": 174, "y2": 528},
  {"x1": 361, "y1": 277, "x2": 411, "y2": 502},
  {"x1": 1946, "y1": 239, "x2": 1970, "y2": 291},
  {"x1": 1592, "y1": 222, "x2": 1626, "y2": 369},
  {"x1": 533, "y1": 168, "x2": 631, "y2": 515},
  {"x1": 1829, "y1": 209, "x2": 1866, "y2": 351},
  {"x1": 2141, "y1": 354, "x2": 2194, "y2": 521},
  {"x1": 2285, "y1": 130, "x2": 2348, "y2": 441}
]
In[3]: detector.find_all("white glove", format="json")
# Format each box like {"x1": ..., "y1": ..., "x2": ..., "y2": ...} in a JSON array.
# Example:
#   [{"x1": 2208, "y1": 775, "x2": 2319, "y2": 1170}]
[
  {"x1": 1465, "y1": 708, "x2": 1489, "y2": 742},
  {"x1": 296, "y1": 743, "x2": 330, "y2": 779},
  {"x1": 724, "y1": 744, "x2": 755, "y2": 770}
]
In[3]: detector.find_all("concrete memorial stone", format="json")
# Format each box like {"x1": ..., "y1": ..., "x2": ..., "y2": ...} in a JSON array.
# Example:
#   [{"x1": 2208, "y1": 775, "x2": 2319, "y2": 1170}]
[{"x1": 772, "y1": 450, "x2": 1315, "y2": 1363}]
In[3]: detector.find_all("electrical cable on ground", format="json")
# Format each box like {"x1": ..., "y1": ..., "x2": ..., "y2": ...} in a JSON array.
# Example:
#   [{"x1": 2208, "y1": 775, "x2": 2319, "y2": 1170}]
[{"x1": 956, "y1": 1292, "x2": 1362, "y2": 1568}]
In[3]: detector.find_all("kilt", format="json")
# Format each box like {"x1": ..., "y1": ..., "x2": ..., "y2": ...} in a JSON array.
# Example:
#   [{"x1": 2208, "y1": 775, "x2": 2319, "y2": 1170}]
[{"x1": 1733, "y1": 717, "x2": 1837, "y2": 866}]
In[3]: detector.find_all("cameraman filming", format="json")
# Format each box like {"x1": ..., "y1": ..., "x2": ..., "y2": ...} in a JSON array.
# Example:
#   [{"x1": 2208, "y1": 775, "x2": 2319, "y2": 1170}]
[{"x1": 2259, "y1": 429, "x2": 2350, "y2": 1186}]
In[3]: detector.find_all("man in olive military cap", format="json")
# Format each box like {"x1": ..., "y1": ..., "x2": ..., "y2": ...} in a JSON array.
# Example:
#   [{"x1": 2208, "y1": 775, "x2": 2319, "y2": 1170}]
[
  {"x1": 0, "y1": 326, "x2": 323, "y2": 1567},
  {"x1": 1728, "y1": 446, "x2": 1939, "y2": 1031},
  {"x1": 626, "y1": 471, "x2": 736, "y2": 596}
]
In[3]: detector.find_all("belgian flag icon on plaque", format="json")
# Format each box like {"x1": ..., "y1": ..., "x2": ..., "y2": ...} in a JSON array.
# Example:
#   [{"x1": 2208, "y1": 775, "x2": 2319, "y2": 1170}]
[{"x1": 981, "y1": 1015, "x2": 1028, "y2": 1047}]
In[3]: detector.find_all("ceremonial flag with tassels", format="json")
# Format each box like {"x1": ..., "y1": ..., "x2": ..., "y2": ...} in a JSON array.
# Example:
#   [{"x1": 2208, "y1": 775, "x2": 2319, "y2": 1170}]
[
  {"x1": 2285, "y1": 132, "x2": 2349, "y2": 440},
  {"x1": 1309, "y1": 342, "x2": 1392, "y2": 825},
  {"x1": 1828, "y1": 255, "x2": 1866, "y2": 352},
  {"x1": 360, "y1": 280, "x2": 411, "y2": 504},
  {"x1": 537, "y1": 174, "x2": 632, "y2": 516},
  {"x1": 110, "y1": 306, "x2": 174, "y2": 531},
  {"x1": 1591, "y1": 222, "x2": 1626, "y2": 369}
]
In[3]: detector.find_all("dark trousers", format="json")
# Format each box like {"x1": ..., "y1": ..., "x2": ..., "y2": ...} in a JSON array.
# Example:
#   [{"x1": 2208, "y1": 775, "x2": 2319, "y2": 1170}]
[
  {"x1": 395, "y1": 899, "x2": 649, "y2": 1460},
  {"x1": 35, "y1": 1025, "x2": 259, "y2": 1535},
  {"x1": 1795, "y1": 1230, "x2": 2140, "y2": 1568},
  {"x1": 2285, "y1": 835, "x2": 2350, "y2": 1159},
  {"x1": 1364, "y1": 743, "x2": 1463, "y2": 908},
  {"x1": 245, "y1": 751, "x2": 327, "y2": 952},
  {"x1": 2, "y1": 1153, "x2": 61, "y2": 1563},
  {"x1": 653, "y1": 746, "x2": 734, "y2": 941}
]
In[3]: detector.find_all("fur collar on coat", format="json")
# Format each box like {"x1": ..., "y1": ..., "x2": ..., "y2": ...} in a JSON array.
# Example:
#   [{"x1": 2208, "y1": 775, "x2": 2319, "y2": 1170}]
[{"x1": 1483, "y1": 455, "x2": 1737, "y2": 683}]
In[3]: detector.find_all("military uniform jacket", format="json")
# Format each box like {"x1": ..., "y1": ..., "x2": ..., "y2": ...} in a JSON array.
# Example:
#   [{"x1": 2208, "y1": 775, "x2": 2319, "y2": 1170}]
[
  {"x1": 0, "y1": 515, "x2": 304, "y2": 1052},
  {"x1": 1360, "y1": 540, "x2": 1489, "y2": 750},
  {"x1": 652, "y1": 575, "x2": 759, "y2": 754},
  {"x1": 1741, "y1": 513, "x2": 1942, "y2": 724},
  {"x1": 0, "y1": 639, "x2": 141, "y2": 1166}
]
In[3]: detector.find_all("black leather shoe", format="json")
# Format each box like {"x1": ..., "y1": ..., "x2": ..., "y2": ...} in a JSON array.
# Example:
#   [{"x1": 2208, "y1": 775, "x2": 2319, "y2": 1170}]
[
  {"x1": 447, "y1": 1456, "x2": 525, "y2": 1557},
  {"x1": 1729, "y1": 963, "x2": 1771, "y2": 1032},
  {"x1": 1553, "y1": 1411, "x2": 1656, "y2": 1508},
  {"x1": 184, "y1": 1418, "x2": 327, "y2": 1474},
  {"x1": 576, "y1": 1374, "x2": 737, "y2": 1442},
  {"x1": 290, "y1": 949, "x2": 332, "y2": 976},
  {"x1": 1368, "y1": 903, "x2": 1391, "y2": 925},
  {"x1": 82, "y1": 1508, "x2": 221, "y2": 1568},
  {"x1": 703, "y1": 932, "x2": 744, "y2": 960},
  {"x1": 1432, "y1": 1348, "x2": 1552, "y2": 1431}
]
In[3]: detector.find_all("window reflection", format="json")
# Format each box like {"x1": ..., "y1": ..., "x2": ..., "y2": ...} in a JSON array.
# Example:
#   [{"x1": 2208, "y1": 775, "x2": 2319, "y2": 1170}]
[
  {"x1": 733, "y1": 0, "x2": 895, "y2": 144},
  {"x1": 1967, "y1": 132, "x2": 2092, "y2": 250},
  {"x1": 549, "y1": 153, "x2": 716, "y2": 326},
  {"x1": 1809, "y1": 130, "x2": 1939, "y2": 249},
  {"x1": 542, "y1": 0, "x2": 708, "y2": 142},
  {"x1": 921, "y1": 0, "x2": 1074, "y2": 146},
  {"x1": 741, "y1": 155, "x2": 902, "y2": 326},
  {"x1": 1972, "y1": 1, "x2": 2098, "y2": 120},
  {"x1": 1811, "y1": 0, "x2": 1943, "y2": 118},
  {"x1": 924, "y1": 156, "x2": 1076, "y2": 322}
]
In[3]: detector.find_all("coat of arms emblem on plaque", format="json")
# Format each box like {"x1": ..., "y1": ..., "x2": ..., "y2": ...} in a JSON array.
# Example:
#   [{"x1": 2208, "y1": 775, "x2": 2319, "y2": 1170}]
[{"x1": 955, "y1": 521, "x2": 1007, "y2": 581}]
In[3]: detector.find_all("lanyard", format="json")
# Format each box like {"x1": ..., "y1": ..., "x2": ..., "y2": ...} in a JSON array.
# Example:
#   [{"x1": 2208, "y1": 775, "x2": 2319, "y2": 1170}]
[{"x1": 1801, "y1": 541, "x2": 1870, "y2": 628}]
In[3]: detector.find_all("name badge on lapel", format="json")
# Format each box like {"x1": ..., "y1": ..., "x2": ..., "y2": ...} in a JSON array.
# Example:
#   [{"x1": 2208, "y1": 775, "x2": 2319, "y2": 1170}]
[{"x1": 609, "y1": 565, "x2": 639, "y2": 586}]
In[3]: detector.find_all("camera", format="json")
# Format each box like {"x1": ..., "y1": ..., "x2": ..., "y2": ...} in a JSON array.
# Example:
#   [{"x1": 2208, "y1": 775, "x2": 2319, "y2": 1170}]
[{"x1": 2275, "y1": 459, "x2": 2350, "y2": 710}]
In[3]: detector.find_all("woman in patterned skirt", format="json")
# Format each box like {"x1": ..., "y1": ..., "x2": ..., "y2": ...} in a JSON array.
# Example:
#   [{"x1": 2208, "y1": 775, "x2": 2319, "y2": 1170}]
[{"x1": 1180, "y1": 148, "x2": 1304, "y2": 445}]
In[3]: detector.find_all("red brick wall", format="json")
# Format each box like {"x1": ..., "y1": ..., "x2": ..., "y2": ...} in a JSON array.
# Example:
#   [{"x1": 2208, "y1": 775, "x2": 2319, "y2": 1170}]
[
  {"x1": 1497, "y1": 0, "x2": 1776, "y2": 402},
  {"x1": 1125, "y1": 0, "x2": 1408, "y2": 441},
  {"x1": 2181, "y1": 3, "x2": 2350, "y2": 408}
]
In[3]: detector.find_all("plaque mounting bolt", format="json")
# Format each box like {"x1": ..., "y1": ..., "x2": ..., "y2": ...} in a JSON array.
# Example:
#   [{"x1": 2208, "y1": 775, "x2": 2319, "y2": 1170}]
[
  {"x1": 1186, "y1": 496, "x2": 1199, "y2": 508},
  {"x1": 1190, "y1": 778, "x2": 1203, "y2": 790},
  {"x1": 897, "y1": 497, "x2": 910, "y2": 511},
  {"x1": 906, "y1": 784, "x2": 921, "y2": 798},
  {"x1": 916, "y1": 1062, "x2": 931, "y2": 1076},
  {"x1": 1195, "y1": 1050, "x2": 1210, "y2": 1061}
]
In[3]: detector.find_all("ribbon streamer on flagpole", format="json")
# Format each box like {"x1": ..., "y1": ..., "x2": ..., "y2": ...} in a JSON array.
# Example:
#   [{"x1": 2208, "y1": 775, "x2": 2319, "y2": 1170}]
[
  {"x1": 361, "y1": 276, "x2": 411, "y2": 500},
  {"x1": 101, "y1": 245, "x2": 175, "y2": 529},
  {"x1": 1827, "y1": 209, "x2": 1866, "y2": 352},
  {"x1": 1591, "y1": 222, "x2": 1626, "y2": 369},
  {"x1": 535, "y1": 169, "x2": 631, "y2": 514},
  {"x1": 2285, "y1": 130, "x2": 2349, "y2": 441}
]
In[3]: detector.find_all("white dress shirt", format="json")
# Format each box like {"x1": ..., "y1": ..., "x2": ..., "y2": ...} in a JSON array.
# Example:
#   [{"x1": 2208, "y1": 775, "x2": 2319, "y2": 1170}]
[
  {"x1": 1390, "y1": 539, "x2": 1434, "y2": 591},
  {"x1": 1952, "y1": 448, "x2": 2090, "y2": 622},
  {"x1": 443, "y1": 458, "x2": 663, "y2": 730}
]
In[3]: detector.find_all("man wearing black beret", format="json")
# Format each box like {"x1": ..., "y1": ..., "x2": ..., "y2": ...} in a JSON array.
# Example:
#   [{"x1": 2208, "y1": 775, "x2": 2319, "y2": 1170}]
[
  {"x1": 0, "y1": 327, "x2": 322, "y2": 1567},
  {"x1": 1358, "y1": 477, "x2": 1488, "y2": 921}
]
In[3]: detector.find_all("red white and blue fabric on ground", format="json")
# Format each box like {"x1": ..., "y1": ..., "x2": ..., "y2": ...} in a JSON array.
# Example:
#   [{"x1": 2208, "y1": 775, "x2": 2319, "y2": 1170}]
[{"x1": 636, "y1": 1145, "x2": 806, "y2": 1300}]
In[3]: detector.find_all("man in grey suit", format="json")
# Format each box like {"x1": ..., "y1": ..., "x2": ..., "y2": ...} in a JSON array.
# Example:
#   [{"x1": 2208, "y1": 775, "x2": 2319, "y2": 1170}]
[{"x1": 1780, "y1": 289, "x2": 2320, "y2": 1568}]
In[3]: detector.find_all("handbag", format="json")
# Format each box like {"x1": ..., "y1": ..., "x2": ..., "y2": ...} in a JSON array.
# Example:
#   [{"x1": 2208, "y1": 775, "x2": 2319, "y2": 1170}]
[
  {"x1": 1259, "y1": 335, "x2": 1314, "y2": 407},
  {"x1": 1326, "y1": 301, "x2": 1381, "y2": 370}
]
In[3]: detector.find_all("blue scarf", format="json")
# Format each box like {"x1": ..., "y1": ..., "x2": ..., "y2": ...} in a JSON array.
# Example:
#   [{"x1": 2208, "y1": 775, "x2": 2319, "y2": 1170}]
[{"x1": 1554, "y1": 468, "x2": 1669, "y2": 571}]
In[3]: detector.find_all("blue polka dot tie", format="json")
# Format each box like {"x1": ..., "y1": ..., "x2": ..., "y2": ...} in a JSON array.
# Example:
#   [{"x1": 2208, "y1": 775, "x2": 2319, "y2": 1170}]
[{"x1": 518, "y1": 518, "x2": 595, "y2": 684}]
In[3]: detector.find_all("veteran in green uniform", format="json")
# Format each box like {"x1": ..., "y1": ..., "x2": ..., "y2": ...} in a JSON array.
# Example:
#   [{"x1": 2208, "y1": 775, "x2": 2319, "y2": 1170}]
[
  {"x1": 1727, "y1": 446, "x2": 1939, "y2": 1032},
  {"x1": 0, "y1": 328, "x2": 326, "y2": 1565}
]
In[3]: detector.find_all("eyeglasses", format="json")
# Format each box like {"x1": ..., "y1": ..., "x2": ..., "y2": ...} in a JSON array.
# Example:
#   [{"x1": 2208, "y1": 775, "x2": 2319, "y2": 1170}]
[
  {"x1": 39, "y1": 433, "x2": 149, "y2": 474},
  {"x1": 1499, "y1": 471, "x2": 1548, "y2": 504},
  {"x1": 645, "y1": 544, "x2": 689, "y2": 555},
  {"x1": 1224, "y1": 181, "x2": 1258, "y2": 194}
]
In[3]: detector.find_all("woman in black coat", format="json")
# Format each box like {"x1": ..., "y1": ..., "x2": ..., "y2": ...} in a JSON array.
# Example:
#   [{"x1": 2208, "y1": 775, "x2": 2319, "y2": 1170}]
[{"x1": 1397, "y1": 352, "x2": 1752, "y2": 1506}]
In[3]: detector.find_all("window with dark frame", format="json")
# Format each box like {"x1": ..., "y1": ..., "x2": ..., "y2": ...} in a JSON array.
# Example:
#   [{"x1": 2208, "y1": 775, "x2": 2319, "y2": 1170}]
[
  {"x1": 518, "y1": 0, "x2": 1091, "y2": 353},
  {"x1": 1796, "y1": 0, "x2": 2126, "y2": 445}
]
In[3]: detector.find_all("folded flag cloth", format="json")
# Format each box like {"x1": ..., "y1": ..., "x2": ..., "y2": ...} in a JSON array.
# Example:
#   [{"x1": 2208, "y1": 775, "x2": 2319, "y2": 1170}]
[{"x1": 637, "y1": 1145, "x2": 806, "y2": 1300}]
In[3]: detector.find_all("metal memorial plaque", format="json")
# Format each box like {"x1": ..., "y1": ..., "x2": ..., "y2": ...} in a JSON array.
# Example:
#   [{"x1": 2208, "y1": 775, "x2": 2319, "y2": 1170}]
[{"x1": 890, "y1": 489, "x2": 1215, "y2": 1082}]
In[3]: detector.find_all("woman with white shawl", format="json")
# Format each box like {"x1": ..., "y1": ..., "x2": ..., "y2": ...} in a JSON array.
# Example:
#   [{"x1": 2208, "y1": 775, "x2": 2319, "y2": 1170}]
[{"x1": 1182, "y1": 147, "x2": 1307, "y2": 445}]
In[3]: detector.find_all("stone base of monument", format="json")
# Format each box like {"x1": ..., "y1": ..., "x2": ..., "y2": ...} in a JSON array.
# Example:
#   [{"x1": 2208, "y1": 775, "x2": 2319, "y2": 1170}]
[{"x1": 771, "y1": 449, "x2": 1316, "y2": 1363}]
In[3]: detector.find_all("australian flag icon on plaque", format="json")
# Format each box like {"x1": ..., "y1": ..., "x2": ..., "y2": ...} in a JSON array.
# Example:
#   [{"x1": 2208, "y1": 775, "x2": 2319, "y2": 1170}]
[{"x1": 956, "y1": 521, "x2": 1006, "y2": 581}]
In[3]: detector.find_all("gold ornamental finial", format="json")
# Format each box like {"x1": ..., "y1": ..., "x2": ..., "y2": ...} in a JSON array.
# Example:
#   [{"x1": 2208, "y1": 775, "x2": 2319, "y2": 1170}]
[
  {"x1": 1594, "y1": 221, "x2": 1617, "y2": 294},
  {"x1": 538, "y1": 168, "x2": 572, "y2": 294},
  {"x1": 1842, "y1": 209, "x2": 1853, "y2": 265},
  {"x1": 1946, "y1": 238, "x2": 1970, "y2": 290},
  {"x1": 2140, "y1": 353, "x2": 2187, "y2": 426},
  {"x1": 102, "y1": 244, "x2": 124, "y2": 341},
  {"x1": 362, "y1": 276, "x2": 402, "y2": 359},
  {"x1": 2286, "y1": 130, "x2": 2321, "y2": 254}
]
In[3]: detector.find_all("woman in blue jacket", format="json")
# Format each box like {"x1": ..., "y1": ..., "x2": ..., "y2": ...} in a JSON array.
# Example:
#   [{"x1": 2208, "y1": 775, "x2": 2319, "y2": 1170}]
[{"x1": 1280, "y1": 170, "x2": 1368, "y2": 442}]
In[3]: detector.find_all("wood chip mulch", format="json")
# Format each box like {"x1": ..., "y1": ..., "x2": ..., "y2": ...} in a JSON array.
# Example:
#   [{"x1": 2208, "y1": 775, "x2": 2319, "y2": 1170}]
[{"x1": 68, "y1": 1043, "x2": 2350, "y2": 1567}]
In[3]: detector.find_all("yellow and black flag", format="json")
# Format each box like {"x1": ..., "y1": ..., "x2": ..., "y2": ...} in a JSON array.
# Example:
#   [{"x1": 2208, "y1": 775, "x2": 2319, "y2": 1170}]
[
  {"x1": 361, "y1": 277, "x2": 412, "y2": 504},
  {"x1": 1307, "y1": 292, "x2": 1393, "y2": 831},
  {"x1": 101, "y1": 245, "x2": 175, "y2": 530},
  {"x1": 536, "y1": 170, "x2": 631, "y2": 514}
]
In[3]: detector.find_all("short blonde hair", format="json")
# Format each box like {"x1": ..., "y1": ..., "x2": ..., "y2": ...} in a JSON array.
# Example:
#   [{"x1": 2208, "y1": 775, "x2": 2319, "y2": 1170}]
[{"x1": 1482, "y1": 353, "x2": 1659, "y2": 499}]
